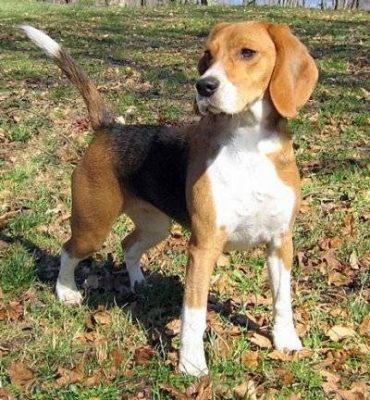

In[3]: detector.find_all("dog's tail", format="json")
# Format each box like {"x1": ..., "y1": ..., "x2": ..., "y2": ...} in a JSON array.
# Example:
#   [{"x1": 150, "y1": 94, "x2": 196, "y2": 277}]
[{"x1": 21, "y1": 25, "x2": 113, "y2": 131}]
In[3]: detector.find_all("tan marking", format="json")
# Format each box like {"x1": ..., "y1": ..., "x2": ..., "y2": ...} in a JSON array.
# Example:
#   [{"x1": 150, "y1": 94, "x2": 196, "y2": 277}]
[
  {"x1": 184, "y1": 127, "x2": 228, "y2": 308},
  {"x1": 64, "y1": 133, "x2": 124, "y2": 259},
  {"x1": 276, "y1": 231, "x2": 294, "y2": 271}
]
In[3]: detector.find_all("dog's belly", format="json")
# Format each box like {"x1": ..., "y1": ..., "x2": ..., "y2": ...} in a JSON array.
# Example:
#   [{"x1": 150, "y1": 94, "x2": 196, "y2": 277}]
[{"x1": 208, "y1": 148, "x2": 295, "y2": 250}]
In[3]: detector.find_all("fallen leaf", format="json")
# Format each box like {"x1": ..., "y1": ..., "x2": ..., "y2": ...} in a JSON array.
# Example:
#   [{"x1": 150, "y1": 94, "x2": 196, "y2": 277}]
[
  {"x1": 326, "y1": 326, "x2": 356, "y2": 341},
  {"x1": 165, "y1": 319, "x2": 181, "y2": 336},
  {"x1": 55, "y1": 366, "x2": 83, "y2": 387},
  {"x1": 0, "y1": 388, "x2": 12, "y2": 400},
  {"x1": 0, "y1": 307, "x2": 6, "y2": 321},
  {"x1": 160, "y1": 383, "x2": 187, "y2": 400},
  {"x1": 241, "y1": 351, "x2": 259, "y2": 369},
  {"x1": 20, "y1": 287, "x2": 37, "y2": 302},
  {"x1": 349, "y1": 251, "x2": 359, "y2": 270},
  {"x1": 359, "y1": 314, "x2": 370, "y2": 337},
  {"x1": 213, "y1": 274, "x2": 229, "y2": 293},
  {"x1": 250, "y1": 333, "x2": 272, "y2": 349},
  {"x1": 322, "y1": 249, "x2": 342, "y2": 271},
  {"x1": 321, "y1": 376, "x2": 368, "y2": 400},
  {"x1": 134, "y1": 346, "x2": 155, "y2": 366},
  {"x1": 0, "y1": 301, "x2": 24, "y2": 322},
  {"x1": 293, "y1": 349, "x2": 313, "y2": 360},
  {"x1": 95, "y1": 338, "x2": 108, "y2": 365},
  {"x1": 268, "y1": 350, "x2": 292, "y2": 361},
  {"x1": 320, "y1": 369, "x2": 341, "y2": 384},
  {"x1": 322, "y1": 381, "x2": 339, "y2": 395},
  {"x1": 0, "y1": 210, "x2": 21, "y2": 229},
  {"x1": 7, "y1": 361, "x2": 35, "y2": 391},
  {"x1": 111, "y1": 348, "x2": 123, "y2": 368},
  {"x1": 216, "y1": 253, "x2": 231, "y2": 267},
  {"x1": 273, "y1": 366, "x2": 295, "y2": 384},
  {"x1": 233, "y1": 382, "x2": 249, "y2": 399},
  {"x1": 92, "y1": 307, "x2": 111, "y2": 325},
  {"x1": 72, "y1": 331, "x2": 101, "y2": 343},
  {"x1": 330, "y1": 308, "x2": 348, "y2": 318},
  {"x1": 288, "y1": 395, "x2": 302, "y2": 400},
  {"x1": 328, "y1": 271, "x2": 351, "y2": 287},
  {"x1": 233, "y1": 379, "x2": 257, "y2": 400},
  {"x1": 186, "y1": 375, "x2": 213, "y2": 400},
  {"x1": 83, "y1": 370, "x2": 106, "y2": 387}
]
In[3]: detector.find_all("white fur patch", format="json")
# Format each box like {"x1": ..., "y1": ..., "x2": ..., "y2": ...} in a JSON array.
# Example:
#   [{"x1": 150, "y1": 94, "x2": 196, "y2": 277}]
[
  {"x1": 267, "y1": 253, "x2": 302, "y2": 350},
  {"x1": 56, "y1": 249, "x2": 82, "y2": 306},
  {"x1": 208, "y1": 103, "x2": 295, "y2": 251},
  {"x1": 125, "y1": 250, "x2": 146, "y2": 291},
  {"x1": 21, "y1": 25, "x2": 61, "y2": 58},
  {"x1": 179, "y1": 306, "x2": 208, "y2": 376}
]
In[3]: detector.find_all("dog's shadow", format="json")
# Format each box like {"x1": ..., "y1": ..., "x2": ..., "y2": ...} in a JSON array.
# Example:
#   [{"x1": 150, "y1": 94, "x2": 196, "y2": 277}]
[{"x1": 1, "y1": 232, "x2": 270, "y2": 351}]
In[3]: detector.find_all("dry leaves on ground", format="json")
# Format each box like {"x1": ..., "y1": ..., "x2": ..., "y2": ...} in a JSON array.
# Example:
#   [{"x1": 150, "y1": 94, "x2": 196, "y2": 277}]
[
  {"x1": 7, "y1": 361, "x2": 35, "y2": 391},
  {"x1": 233, "y1": 379, "x2": 258, "y2": 400},
  {"x1": 134, "y1": 346, "x2": 156, "y2": 366},
  {"x1": 249, "y1": 333, "x2": 272, "y2": 349},
  {"x1": 359, "y1": 314, "x2": 370, "y2": 337},
  {"x1": 326, "y1": 325, "x2": 356, "y2": 342},
  {"x1": 160, "y1": 376, "x2": 213, "y2": 400},
  {"x1": 0, "y1": 388, "x2": 12, "y2": 400}
]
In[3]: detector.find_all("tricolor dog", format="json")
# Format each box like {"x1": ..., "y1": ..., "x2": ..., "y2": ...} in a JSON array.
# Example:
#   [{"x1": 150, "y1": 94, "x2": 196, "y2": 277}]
[{"x1": 22, "y1": 22, "x2": 318, "y2": 376}]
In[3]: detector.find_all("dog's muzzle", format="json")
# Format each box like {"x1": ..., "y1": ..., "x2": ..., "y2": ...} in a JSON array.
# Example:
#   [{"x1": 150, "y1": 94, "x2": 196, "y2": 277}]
[{"x1": 196, "y1": 77, "x2": 220, "y2": 97}]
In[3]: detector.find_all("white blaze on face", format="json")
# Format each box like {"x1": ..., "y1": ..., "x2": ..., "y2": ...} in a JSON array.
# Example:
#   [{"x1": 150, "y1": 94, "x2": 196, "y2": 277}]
[{"x1": 196, "y1": 63, "x2": 241, "y2": 115}]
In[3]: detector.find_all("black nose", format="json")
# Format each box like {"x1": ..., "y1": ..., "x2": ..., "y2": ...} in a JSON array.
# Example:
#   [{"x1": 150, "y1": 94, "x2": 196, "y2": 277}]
[{"x1": 196, "y1": 77, "x2": 220, "y2": 97}]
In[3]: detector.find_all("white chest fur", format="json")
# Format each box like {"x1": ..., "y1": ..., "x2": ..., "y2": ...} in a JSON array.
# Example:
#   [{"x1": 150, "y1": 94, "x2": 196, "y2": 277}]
[{"x1": 207, "y1": 113, "x2": 295, "y2": 250}]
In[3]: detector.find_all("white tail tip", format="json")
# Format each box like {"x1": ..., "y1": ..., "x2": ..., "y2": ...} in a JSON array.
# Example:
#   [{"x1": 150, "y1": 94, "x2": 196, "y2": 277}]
[{"x1": 21, "y1": 25, "x2": 61, "y2": 58}]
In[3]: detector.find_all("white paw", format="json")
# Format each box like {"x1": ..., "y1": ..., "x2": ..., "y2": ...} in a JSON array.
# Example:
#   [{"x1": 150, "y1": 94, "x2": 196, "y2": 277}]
[
  {"x1": 273, "y1": 325, "x2": 303, "y2": 351},
  {"x1": 127, "y1": 267, "x2": 145, "y2": 292},
  {"x1": 56, "y1": 281, "x2": 83, "y2": 306},
  {"x1": 179, "y1": 344, "x2": 208, "y2": 377}
]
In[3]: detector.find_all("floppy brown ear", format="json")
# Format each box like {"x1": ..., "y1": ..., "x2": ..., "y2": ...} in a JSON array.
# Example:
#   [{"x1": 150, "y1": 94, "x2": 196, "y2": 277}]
[{"x1": 267, "y1": 24, "x2": 318, "y2": 119}]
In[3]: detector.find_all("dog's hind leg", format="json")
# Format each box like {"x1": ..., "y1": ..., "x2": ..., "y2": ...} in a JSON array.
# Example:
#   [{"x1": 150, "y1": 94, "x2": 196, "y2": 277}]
[
  {"x1": 123, "y1": 202, "x2": 171, "y2": 291},
  {"x1": 57, "y1": 135, "x2": 124, "y2": 305}
]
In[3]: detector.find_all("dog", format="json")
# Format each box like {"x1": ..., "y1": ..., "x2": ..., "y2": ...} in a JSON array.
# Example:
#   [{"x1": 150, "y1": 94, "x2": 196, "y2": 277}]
[{"x1": 22, "y1": 21, "x2": 318, "y2": 376}]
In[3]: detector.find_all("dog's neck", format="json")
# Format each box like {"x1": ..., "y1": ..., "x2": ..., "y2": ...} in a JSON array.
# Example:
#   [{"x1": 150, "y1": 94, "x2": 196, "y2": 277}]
[{"x1": 202, "y1": 96, "x2": 283, "y2": 152}]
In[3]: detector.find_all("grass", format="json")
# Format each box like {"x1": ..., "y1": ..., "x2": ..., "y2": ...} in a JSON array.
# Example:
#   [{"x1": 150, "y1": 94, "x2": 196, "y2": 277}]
[{"x1": 0, "y1": 0, "x2": 369, "y2": 398}]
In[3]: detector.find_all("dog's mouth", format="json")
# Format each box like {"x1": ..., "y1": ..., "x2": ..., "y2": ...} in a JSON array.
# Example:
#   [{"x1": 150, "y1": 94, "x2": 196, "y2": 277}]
[
  {"x1": 196, "y1": 95, "x2": 223, "y2": 115},
  {"x1": 196, "y1": 95, "x2": 253, "y2": 117}
]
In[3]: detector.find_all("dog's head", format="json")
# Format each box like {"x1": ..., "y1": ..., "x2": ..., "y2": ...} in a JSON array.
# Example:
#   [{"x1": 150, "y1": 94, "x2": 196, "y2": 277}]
[{"x1": 195, "y1": 22, "x2": 318, "y2": 119}]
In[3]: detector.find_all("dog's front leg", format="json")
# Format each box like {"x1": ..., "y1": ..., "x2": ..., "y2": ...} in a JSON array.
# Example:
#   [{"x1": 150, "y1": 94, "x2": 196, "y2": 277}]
[
  {"x1": 267, "y1": 233, "x2": 302, "y2": 351},
  {"x1": 179, "y1": 239, "x2": 223, "y2": 376}
]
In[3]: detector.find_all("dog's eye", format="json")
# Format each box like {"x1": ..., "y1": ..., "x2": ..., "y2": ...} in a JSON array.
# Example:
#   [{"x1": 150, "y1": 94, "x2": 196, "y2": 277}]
[{"x1": 241, "y1": 48, "x2": 256, "y2": 59}]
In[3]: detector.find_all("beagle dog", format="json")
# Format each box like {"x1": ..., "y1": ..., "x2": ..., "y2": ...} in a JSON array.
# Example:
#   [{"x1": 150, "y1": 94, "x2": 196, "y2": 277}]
[{"x1": 22, "y1": 21, "x2": 318, "y2": 376}]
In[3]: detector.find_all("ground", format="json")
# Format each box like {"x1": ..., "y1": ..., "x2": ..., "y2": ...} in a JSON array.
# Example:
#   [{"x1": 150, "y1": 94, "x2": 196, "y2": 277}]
[{"x1": 0, "y1": 1, "x2": 369, "y2": 399}]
